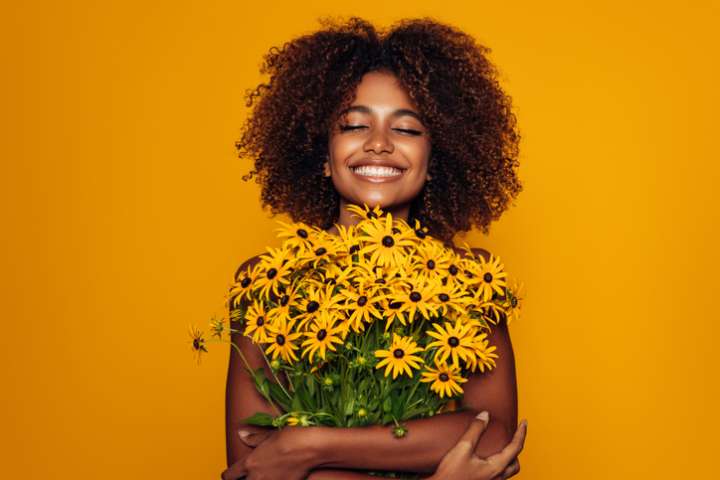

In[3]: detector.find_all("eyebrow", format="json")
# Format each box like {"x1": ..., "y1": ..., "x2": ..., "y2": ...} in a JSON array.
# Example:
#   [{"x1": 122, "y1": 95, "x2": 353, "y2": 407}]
[{"x1": 341, "y1": 105, "x2": 424, "y2": 122}]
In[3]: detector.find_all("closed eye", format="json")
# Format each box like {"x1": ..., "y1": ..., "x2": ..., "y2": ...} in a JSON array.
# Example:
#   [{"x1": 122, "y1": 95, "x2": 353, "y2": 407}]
[
  {"x1": 393, "y1": 128, "x2": 423, "y2": 136},
  {"x1": 339, "y1": 125, "x2": 367, "y2": 132}
]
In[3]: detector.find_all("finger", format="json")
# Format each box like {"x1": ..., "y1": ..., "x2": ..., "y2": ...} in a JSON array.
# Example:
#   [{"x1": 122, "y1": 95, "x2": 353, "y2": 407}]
[
  {"x1": 500, "y1": 458, "x2": 520, "y2": 479},
  {"x1": 455, "y1": 411, "x2": 490, "y2": 454},
  {"x1": 488, "y1": 420, "x2": 527, "y2": 468},
  {"x1": 221, "y1": 459, "x2": 247, "y2": 480},
  {"x1": 238, "y1": 428, "x2": 273, "y2": 447}
]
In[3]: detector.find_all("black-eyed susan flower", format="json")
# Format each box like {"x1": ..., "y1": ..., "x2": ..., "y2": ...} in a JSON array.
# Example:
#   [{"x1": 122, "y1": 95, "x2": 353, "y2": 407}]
[
  {"x1": 267, "y1": 282, "x2": 302, "y2": 329},
  {"x1": 229, "y1": 261, "x2": 263, "y2": 309},
  {"x1": 420, "y1": 359, "x2": 468, "y2": 398},
  {"x1": 466, "y1": 331, "x2": 499, "y2": 373},
  {"x1": 265, "y1": 320, "x2": 303, "y2": 364},
  {"x1": 374, "y1": 333, "x2": 425, "y2": 379},
  {"x1": 357, "y1": 211, "x2": 416, "y2": 268},
  {"x1": 209, "y1": 316, "x2": 225, "y2": 339},
  {"x1": 301, "y1": 309, "x2": 345, "y2": 363},
  {"x1": 188, "y1": 325, "x2": 208, "y2": 365},
  {"x1": 410, "y1": 240, "x2": 452, "y2": 283},
  {"x1": 386, "y1": 272, "x2": 442, "y2": 324},
  {"x1": 338, "y1": 282, "x2": 386, "y2": 334},
  {"x1": 254, "y1": 246, "x2": 295, "y2": 301},
  {"x1": 294, "y1": 283, "x2": 345, "y2": 331},
  {"x1": 434, "y1": 282, "x2": 473, "y2": 320},
  {"x1": 501, "y1": 279, "x2": 524, "y2": 325},
  {"x1": 243, "y1": 298, "x2": 274, "y2": 344},
  {"x1": 301, "y1": 233, "x2": 342, "y2": 269},
  {"x1": 426, "y1": 320, "x2": 477, "y2": 366},
  {"x1": 346, "y1": 202, "x2": 385, "y2": 221},
  {"x1": 474, "y1": 253, "x2": 508, "y2": 303},
  {"x1": 274, "y1": 220, "x2": 316, "y2": 255}
]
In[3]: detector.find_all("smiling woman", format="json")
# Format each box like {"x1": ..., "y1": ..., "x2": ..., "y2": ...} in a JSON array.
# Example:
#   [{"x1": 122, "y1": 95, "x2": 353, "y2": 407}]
[{"x1": 226, "y1": 15, "x2": 526, "y2": 480}]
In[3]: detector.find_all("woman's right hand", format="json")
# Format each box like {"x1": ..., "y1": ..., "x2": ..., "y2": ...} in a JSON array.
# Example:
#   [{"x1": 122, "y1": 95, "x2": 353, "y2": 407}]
[{"x1": 426, "y1": 412, "x2": 528, "y2": 480}]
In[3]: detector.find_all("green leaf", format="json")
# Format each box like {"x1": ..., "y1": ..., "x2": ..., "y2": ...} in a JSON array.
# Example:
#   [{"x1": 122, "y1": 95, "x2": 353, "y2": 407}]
[
  {"x1": 383, "y1": 396, "x2": 392, "y2": 413},
  {"x1": 291, "y1": 394, "x2": 303, "y2": 412},
  {"x1": 344, "y1": 398, "x2": 355, "y2": 417},
  {"x1": 238, "y1": 412, "x2": 275, "y2": 427}
]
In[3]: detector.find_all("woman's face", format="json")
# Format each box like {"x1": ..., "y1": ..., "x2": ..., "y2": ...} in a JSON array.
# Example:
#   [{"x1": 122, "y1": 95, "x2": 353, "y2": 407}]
[{"x1": 324, "y1": 70, "x2": 432, "y2": 212}]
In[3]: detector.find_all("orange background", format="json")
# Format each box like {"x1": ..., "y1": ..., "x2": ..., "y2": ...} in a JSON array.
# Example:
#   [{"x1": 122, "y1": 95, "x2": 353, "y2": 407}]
[{"x1": 2, "y1": 1, "x2": 718, "y2": 478}]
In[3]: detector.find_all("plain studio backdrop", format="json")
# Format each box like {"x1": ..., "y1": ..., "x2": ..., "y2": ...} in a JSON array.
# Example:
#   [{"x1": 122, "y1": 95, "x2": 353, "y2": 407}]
[{"x1": 1, "y1": 1, "x2": 718, "y2": 478}]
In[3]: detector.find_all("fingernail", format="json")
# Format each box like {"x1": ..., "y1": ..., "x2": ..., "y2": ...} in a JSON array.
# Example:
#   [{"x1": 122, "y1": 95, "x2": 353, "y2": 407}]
[
  {"x1": 521, "y1": 419, "x2": 528, "y2": 428},
  {"x1": 238, "y1": 430, "x2": 250, "y2": 439},
  {"x1": 476, "y1": 411, "x2": 489, "y2": 422}
]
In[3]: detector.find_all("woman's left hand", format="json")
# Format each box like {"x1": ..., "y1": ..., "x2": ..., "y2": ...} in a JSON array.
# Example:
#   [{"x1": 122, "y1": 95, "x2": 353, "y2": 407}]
[{"x1": 221, "y1": 426, "x2": 317, "y2": 480}]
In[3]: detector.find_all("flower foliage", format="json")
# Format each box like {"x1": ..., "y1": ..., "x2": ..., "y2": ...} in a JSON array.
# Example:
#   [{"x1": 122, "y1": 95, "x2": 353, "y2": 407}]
[{"x1": 191, "y1": 203, "x2": 524, "y2": 475}]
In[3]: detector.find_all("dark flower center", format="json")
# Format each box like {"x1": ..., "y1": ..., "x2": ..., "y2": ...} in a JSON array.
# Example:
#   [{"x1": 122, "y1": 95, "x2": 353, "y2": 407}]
[
  {"x1": 389, "y1": 301, "x2": 403, "y2": 309},
  {"x1": 276, "y1": 334, "x2": 285, "y2": 345},
  {"x1": 193, "y1": 338, "x2": 201, "y2": 349},
  {"x1": 256, "y1": 316, "x2": 265, "y2": 326},
  {"x1": 415, "y1": 229, "x2": 426, "y2": 239},
  {"x1": 297, "y1": 228, "x2": 308, "y2": 238},
  {"x1": 357, "y1": 295, "x2": 368, "y2": 307},
  {"x1": 307, "y1": 301, "x2": 319, "y2": 313},
  {"x1": 483, "y1": 272, "x2": 493, "y2": 282},
  {"x1": 409, "y1": 291, "x2": 422, "y2": 302},
  {"x1": 315, "y1": 247, "x2": 327, "y2": 256},
  {"x1": 511, "y1": 297, "x2": 518, "y2": 307},
  {"x1": 267, "y1": 268, "x2": 277, "y2": 279},
  {"x1": 427, "y1": 259, "x2": 436, "y2": 269},
  {"x1": 449, "y1": 265, "x2": 459, "y2": 275},
  {"x1": 448, "y1": 336, "x2": 459, "y2": 347},
  {"x1": 439, "y1": 373, "x2": 449, "y2": 382},
  {"x1": 382, "y1": 235, "x2": 395, "y2": 247},
  {"x1": 317, "y1": 329, "x2": 327, "y2": 340},
  {"x1": 241, "y1": 277, "x2": 251, "y2": 288},
  {"x1": 393, "y1": 348, "x2": 405, "y2": 358},
  {"x1": 439, "y1": 293, "x2": 450, "y2": 302}
]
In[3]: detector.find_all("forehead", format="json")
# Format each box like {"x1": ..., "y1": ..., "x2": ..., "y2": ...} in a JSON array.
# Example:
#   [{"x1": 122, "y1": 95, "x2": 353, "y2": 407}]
[{"x1": 350, "y1": 70, "x2": 417, "y2": 111}]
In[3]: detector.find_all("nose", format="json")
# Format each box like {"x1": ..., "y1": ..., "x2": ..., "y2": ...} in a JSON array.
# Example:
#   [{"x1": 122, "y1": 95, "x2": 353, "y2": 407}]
[{"x1": 363, "y1": 128, "x2": 394, "y2": 154}]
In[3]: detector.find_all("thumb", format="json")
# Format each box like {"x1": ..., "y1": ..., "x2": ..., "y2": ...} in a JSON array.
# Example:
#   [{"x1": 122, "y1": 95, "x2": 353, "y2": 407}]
[
  {"x1": 456, "y1": 411, "x2": 490, "y2": 454},
  {"x1": 238, "y1": 428, "x2": 272, "y2": 447}
]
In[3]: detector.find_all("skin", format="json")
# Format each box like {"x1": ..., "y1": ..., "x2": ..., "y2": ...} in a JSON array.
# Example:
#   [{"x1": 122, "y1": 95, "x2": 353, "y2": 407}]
[{"x1": 223, "y1": 70, "x2": 526, "y2": 480}]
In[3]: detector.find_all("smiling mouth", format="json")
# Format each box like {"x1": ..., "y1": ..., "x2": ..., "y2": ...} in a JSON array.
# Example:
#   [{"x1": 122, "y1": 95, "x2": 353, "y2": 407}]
[{"x1": 350, "y1": 165, "x2": 406, "y2": 178}]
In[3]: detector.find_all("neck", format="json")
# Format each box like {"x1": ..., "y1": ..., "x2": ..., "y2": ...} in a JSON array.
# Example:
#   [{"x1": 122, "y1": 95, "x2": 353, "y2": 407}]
[{"x1": 325, "y1": 199, "x2": 412, "y2": 236}]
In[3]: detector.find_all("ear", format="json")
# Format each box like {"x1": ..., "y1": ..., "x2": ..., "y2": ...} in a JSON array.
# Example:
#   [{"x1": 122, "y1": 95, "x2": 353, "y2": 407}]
[{"x1": 323, "y1": 161, "x2": 332, "y2": 177}]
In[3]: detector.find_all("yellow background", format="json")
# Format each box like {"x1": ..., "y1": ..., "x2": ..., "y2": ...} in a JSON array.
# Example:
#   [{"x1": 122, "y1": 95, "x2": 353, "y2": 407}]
[{"x1": 2, "y1": 1, "x2": 718, "y2": 478}]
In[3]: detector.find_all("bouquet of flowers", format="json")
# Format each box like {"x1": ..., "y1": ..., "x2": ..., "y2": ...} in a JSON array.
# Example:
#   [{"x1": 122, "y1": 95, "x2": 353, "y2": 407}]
[{"x1": 190, "y1": 203, "x2": 523, "y2": 479}]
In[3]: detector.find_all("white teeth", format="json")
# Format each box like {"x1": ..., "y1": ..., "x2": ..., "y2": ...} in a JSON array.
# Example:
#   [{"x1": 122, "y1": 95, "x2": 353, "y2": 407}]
[{"x1": 352, "y1": 165, "x2": 404, "y2": 177}]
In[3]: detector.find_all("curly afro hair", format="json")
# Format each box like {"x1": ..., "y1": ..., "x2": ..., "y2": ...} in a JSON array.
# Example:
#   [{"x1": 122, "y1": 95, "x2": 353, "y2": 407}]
[{"x1": 236, "y1": 16, "x2": 522, "y2": 244}]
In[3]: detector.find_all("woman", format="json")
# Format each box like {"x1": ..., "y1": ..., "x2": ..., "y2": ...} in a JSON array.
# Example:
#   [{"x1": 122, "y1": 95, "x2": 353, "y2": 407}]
[{"x1": 224, "y1": 17, "x2": 527, "y2": 479}]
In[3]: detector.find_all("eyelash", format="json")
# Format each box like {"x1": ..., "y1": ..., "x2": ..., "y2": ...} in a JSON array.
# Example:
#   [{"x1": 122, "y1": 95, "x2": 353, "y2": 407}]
[{"x1": 339, "y1": 125, "x2": 423, "y2": 136}]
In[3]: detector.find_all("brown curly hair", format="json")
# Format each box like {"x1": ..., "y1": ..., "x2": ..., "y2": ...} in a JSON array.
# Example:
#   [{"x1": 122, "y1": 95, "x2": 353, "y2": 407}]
[{"x1": 235, "y1": 16, "x2": 522, "y2": 244}]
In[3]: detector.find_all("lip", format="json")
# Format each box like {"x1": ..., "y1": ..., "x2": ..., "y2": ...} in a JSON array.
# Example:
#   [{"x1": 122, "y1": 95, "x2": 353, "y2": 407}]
[{"x1": 349, "y1": 165, "x2": 406, "y2": 183}]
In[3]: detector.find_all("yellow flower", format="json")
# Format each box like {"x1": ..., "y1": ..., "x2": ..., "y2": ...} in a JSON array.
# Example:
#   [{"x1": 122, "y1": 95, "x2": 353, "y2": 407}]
[
  {"x1": 386, "y1": 272, "x2": 442, "y2": 325},
  {"x1": 337, "y1": 281, "x2": 386, "y2": 334},
  {"x1": 357, "y1": 211, "x2": 416, "y2": 268},
  {"x1": 287, "y1": 413, "x2": 311, "y2": 426},
  {"x1": 300, "y1": 233, "x2": 343, "y2": 269},
  {"x1": 434, "y1": 282, "x2": 473, "y2": 320},
  {"x1": 426, "y1": 320, "x2": 477, "y2": 365},
  {"x1": 474, "y1": 253, "x2": 508, "y2": 303},
  {"x1": 188, "y1": 325, "x2": 208, "y2": 365},
  {"x1": 294, "y1": 283, "x2": 345, "y2": 331},
  {"x1": 265, "y1": 320, "x2": 303, "y2": 364},
  {"x1": 274, "y1": 220, "x2": 316, "y2": 255},
  {"x1": 420, "y1": 359, "x2": 468, "y2": 398},
  {"x1": 502, "y1": 278, "x2": 524, "y2": 325},
  {"x1": 243, "y1": 298, "x2": 273, "y2": 344},
  {"x1": 229, "y1": 261, "x2": 263, "y2": 309},
  {"x1": 374, "y1": 333, "x2": 425, "y2": 379},
  {"x1": 301, "y1": 310, "x2": 345, "y2": 363},
  {"x1": 254, "y1": 246, "x2": 295, "y2": 301},
  {"x1": 345, "y1": 202, "x2": 385, "y2": 221},
  {"x1": 466, "y1": 330, "x2": 499, "y2": 373},
  {"x1": 266, "y1": 282, "x2": 302, "y2": 330},
  {"x1": 410, "y1": 240, "x2": 452, "y2": 283}
]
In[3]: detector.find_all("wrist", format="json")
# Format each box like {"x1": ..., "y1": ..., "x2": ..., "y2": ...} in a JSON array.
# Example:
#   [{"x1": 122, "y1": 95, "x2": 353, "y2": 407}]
[{"x1": 283, "y1": 425, "x2": 331, "y2": 470}]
